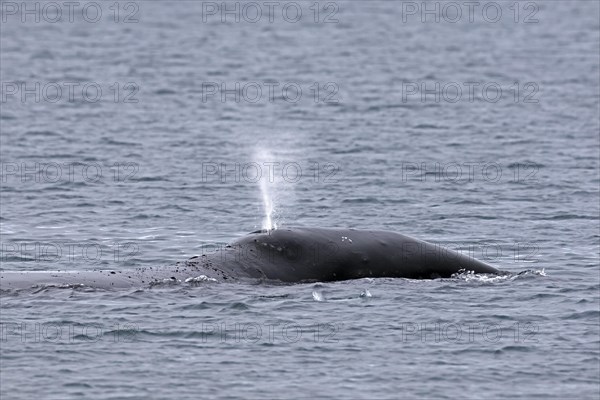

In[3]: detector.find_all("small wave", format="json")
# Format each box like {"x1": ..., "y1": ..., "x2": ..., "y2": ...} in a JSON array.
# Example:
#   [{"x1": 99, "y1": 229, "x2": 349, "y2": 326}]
[
  {"x1": 100, "y1": 138, "x2": 141, "y2": 147},
  {"x1": 497, "y1": 345, "x2": 536, "y2": 353},
  {"x1": 149, "y1": 277, "x2": 181, "y2": 287},
  {"x1": 185, "y1": 275, "x2": 217, "y2": 284},
  {"x1": 451, "y1": 271, "x2": 514, "y2": 283},
  {"x1": 63, "y1": 382, "x2": 92, "y2": 389},
  {"x1": 561, "y1": 310, "x2": 600, "y2": 320},
  {"x1": 148, "y1": 275, "x2": 218, "y2": 288},
  {"x1": 451, "y1": 268, "x2": 546, "y2": 283},
  {"x1": 413, "y1": 123, "x2": 446, "y2": 130},
  {"x1": 332, "y1": 145, "x2": 375, "y2": 154},
  {"x1": 154, "y1": 88, "x2": 177, "y2": 95},
  {"x1": 364, "y1": 103, "x2": 416, "y2": 112},
  {"x1": 312, "y1": 290, "x2": 325, "y2": 302},
  {"x1": 507, "y1": 161, "x2": 545, "y2": 169},
  {"x1": 136, "y1": 176, "x2": 169, "y2": 182},
  {"x1": 544, "y1": 214, "x2": 597, "y2": 220},
  {"x1": 341, "y1": 197, "x2": 381, "y2": 204},
  {"x1": 30, "y1": 283, "x2": 97, "y2": 293},
  {"x1": 25, "y1": 130, "x2": 61, "y2": 137},
  {"x1": 515, "y1": 269, "x2": 547, "y2": 277}
]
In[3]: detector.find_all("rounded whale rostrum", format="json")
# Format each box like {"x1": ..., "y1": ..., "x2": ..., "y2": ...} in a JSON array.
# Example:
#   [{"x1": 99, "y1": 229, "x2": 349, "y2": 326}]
[{"x1": 0, "y1": 227, "x2": 501, "y2": 291}]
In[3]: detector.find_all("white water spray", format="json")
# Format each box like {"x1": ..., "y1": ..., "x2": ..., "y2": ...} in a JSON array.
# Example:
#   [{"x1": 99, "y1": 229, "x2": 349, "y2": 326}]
[
  {"x1": 260, "y1": 175, "x2": 276, "y2": 231},
  {"x1": 255, "y1": 149, "x2": 277, "y2": 231}
]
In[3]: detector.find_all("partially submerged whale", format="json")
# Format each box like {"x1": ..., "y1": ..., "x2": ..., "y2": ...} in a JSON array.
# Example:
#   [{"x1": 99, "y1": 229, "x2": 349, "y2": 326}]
[{"x1": 0, "y1": 227, "x2": 501, "y2": 291}]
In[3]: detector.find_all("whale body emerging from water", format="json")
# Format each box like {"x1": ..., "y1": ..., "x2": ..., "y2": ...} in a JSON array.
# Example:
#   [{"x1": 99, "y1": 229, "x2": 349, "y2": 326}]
[{"x1": 0, "y1": 227, "x2": 501, "y2": 291}]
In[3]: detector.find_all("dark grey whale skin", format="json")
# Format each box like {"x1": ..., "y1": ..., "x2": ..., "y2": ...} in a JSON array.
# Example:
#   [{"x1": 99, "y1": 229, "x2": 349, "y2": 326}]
[{"x1": 0, "y1": 227, "x2": 500, "y2": 291}]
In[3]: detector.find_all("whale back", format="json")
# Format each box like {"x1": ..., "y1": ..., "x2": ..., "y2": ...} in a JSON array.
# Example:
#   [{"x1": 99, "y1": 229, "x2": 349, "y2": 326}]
[{"x1": 229, "y1": 227, "x2": 500, "y2": 282}]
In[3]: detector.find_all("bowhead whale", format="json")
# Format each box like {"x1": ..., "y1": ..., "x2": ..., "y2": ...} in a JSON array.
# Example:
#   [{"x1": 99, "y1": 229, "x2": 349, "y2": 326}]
[{"x1": 0, "y1": 227, "x2": 501, "y2": 291}]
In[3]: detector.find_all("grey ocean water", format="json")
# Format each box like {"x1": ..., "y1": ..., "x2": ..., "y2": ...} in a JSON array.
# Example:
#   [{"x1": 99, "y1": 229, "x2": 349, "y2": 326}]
[{"x1": 1, "y1": 1, "x2": 599, "y2": 399}]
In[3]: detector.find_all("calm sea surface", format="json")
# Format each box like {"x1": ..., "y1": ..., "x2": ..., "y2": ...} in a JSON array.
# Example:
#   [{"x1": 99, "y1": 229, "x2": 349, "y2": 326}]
[{"x1": 1, "y1": 1, "x2": 599, "y2": 399}]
